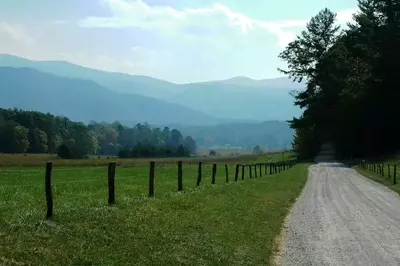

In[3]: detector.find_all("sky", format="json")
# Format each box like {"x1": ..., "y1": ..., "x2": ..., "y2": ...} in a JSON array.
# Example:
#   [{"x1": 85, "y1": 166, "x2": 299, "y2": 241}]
[{"x1": 0, "y1": 0, "x2": 358, "y2": 83}]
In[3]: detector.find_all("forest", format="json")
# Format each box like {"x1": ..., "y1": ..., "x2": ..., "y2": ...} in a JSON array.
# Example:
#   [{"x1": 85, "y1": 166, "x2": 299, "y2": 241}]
[
  {"x1": 279, "y1": 0, "x2": 400, "y2": 158},
  {"x1": 0, "y1": 108, "x2": 196, "y2": 158}
]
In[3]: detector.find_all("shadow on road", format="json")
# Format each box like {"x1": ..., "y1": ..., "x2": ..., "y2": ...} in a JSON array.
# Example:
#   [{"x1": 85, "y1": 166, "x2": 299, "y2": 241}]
[{"x1": 313, "y1": 142, "x2": 349, "y2": 168}]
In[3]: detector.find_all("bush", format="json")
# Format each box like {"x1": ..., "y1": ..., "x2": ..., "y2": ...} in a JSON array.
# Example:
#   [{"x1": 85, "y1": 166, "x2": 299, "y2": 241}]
[
  {"x1": 57, "y1": 144, "x2": 72, "y2": 159},
  {"x1": 118, "y1": 149, "x2": 130, "y2": 158}
]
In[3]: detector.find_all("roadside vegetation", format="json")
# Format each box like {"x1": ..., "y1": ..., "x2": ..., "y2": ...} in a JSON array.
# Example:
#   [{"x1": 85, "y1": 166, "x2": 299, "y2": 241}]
[
  {"x1": 354, "y1": 155, "x2": 400, "y2": 195},
  {"x1": 355, "y1": 166, "x2": 400, "y2": 195}
]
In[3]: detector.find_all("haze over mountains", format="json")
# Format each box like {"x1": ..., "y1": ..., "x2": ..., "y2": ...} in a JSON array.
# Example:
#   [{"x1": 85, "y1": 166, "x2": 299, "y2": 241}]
[
  {"x1": 0, "y1": 54, "x2": 304, "y2": 122},
  {"x1": 0, "y1": 67, "x2": 221, "y2": 126},
  {"x1": 0, "y1": 54, "x2": 302, "y2": 148}
]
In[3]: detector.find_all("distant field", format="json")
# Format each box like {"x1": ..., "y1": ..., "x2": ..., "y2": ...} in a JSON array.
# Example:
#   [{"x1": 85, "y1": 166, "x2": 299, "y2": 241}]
[
  {"x1": 0, "y1": 151, "x2": 295, "y2": 167},
  {"x1": 0, "y1": 152, "x2": 304, "y2": 265},
  {"x1": 196, "y1": 148, "x2": 288, "y2": 157}
]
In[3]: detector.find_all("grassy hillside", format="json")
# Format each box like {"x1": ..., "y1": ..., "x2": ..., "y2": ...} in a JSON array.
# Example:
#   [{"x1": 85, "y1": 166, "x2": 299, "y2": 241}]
[{"x1": 0, "y1": 154, "x2": 307, "y2": 265}]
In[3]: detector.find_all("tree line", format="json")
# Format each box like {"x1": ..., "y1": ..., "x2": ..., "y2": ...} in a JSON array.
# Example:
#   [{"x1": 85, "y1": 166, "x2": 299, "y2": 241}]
[
  {"x1": 0, "y1": 108, "x2": 197, "y2": 158},
  {"x1": 279, "y1": 0, "x2": 400, "y2": 158}
]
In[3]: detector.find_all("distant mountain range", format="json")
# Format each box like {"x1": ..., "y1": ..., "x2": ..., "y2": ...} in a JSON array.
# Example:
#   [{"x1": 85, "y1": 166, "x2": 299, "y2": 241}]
[
  {"x1": 0, "y1": 67, "x2": 223, "y2": 125},
  {"x1": 201, "y1": 76, "x2": 303, "y2": 89},
  {"x1": 0, "y1": 54, "x2": 305, "y2": 122}
]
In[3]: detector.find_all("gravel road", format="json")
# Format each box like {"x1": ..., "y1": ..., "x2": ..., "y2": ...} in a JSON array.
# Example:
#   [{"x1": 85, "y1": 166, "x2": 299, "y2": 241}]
[{"x1": 282, "y1": 162, "x2": 400, "y2": 266}]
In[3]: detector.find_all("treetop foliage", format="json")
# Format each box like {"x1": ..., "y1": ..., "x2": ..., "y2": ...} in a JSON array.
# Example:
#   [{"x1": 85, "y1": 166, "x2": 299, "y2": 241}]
[
  {"x1": 0, "y1": 108, "x2": 196, "y2": 158},
  {"x1": 279, "y1": 0, "x2": 400, "y2": 158}
]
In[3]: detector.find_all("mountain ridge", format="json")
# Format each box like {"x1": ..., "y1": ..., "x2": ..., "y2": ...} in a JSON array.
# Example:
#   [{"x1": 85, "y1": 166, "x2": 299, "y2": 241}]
[
  {"x1": 0, "y1": 54, "x2": 304, "y2": 121},
  {"x1": 0, "y1": 66, "x2": 226, "y2": 126},
  {"x1": 0, "y1": 54, "x2": 295, "y2": 86}
]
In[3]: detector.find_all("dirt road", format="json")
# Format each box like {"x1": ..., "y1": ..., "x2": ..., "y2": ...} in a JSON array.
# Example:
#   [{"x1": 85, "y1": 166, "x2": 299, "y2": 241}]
[{"x1": 282, "y1": 162, "x2": 400, "y2": 266}]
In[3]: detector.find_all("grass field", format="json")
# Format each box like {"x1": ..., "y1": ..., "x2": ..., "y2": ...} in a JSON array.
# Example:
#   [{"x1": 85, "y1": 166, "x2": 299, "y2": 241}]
[
  {"x1": 355, "y1": 166, "x2": 400, "y2": 195},
  {"x1": 354, "y1": 156, "x2": 400, "y2": 195},
  {"x1": 0, "y1": 151, "x2": 294, "y2": 168},
  {"x1": 0, "y1": 152, "x2": 305, "y2": 265}
]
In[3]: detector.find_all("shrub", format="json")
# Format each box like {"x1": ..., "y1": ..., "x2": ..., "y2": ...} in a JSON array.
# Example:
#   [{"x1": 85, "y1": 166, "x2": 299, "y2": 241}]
[{"x1": 57, "y1": 144, "x2": 72, "y2": 159}]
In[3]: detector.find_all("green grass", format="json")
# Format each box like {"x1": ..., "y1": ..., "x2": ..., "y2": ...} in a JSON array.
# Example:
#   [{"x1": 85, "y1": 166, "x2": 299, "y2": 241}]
[
  {"x1": 0, "y1": 156, "x2": 307, "y2": 265},
  {"x1": 355, "y1": 165, "x2": 400, "y2": 195},
  {"x1": 353, "y1": 153, "x2": 400, "y2": 195},
  {"x1": 0, "y1": 151, "x2": 295, "y2": 168}
]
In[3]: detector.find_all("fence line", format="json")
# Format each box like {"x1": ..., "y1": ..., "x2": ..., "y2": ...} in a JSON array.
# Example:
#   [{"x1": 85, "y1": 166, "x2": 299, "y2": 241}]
[
  {"x1": 40, "y1": 159, "x2": 297, "y2": 218},
  {"x1": 359, "y1": 161, "x2": 398, "y2": 185}
]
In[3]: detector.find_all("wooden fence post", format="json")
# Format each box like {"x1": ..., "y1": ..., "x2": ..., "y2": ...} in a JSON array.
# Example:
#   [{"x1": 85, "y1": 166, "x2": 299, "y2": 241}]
[
  {"x1": 254, "y1": 165, "x2": 258, "y2": 178},
  {"x1": 270, "y1": 164, "x2": 272, "y2": 175},
  {"x1": 235, "y1": 164, "x2": 239, "y2": 181},
  {"x1": 249, "y1": 165, "x2": 252, "y2": 179},
  {"x1": 241, "y1": 165, "x2": 245, "y2": 180},
  {"x1": 259, "y1": 164, "x2": 262, "y2": 176},
  {"x1": 394, "y1": 165, "x2": 397, "y2": 185},
  {"x1": 388, "y1": 164, "x2": 391, "y2": 178},
  {"x1": 197, "y1": 162, "x2": 202, "y2": 186},
  {"x1": 108, "y1": 162, "x2": 116, "y2": 205},
  {"x1": 45, "y1": 161, "x2": 53, "y2": 219},
  {"x1": 382, "y1": 164, "x2": 384, "y2": 176},
  {"x1": 149, "y1": 161, "x2": 155, "y2": 197},
  {"x1": 212, "y1": 163, "x2": 217, "y2": 184},
  {"x1": 225, "y1": 164, "x2": 229, "y2": 183},
  {"x1": 178, "y1": 161, "x2": 183, "y2": 191}
]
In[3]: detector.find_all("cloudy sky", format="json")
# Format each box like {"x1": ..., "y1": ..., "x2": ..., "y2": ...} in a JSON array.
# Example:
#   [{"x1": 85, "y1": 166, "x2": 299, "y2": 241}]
[{"x1": 0, "y1": 0, "x2": 357, "y2": 83}]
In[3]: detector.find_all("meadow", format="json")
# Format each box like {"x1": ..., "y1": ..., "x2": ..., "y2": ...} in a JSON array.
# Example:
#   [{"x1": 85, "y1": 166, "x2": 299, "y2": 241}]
[
  {"x1": 0, "y1": 152, "x2": 308, "y2": 265},
  {"x1": 0, "y1": 150, "x2": 291, "y2": 168}
]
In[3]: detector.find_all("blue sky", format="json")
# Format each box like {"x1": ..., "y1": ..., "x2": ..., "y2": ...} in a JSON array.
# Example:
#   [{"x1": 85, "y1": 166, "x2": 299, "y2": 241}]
[{"x1": 0, "y1": 0, "x2": 358, "y2": 83}]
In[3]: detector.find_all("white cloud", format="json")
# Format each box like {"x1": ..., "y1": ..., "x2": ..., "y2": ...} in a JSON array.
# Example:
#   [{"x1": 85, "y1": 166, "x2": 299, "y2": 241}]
[
  {"x1": 80, "y1": 1, "x2": 358, "y2": 49},
  {"x1": 0, "y1": 22, "x2": 34, "y2": 45},
  {"x1": 0, "y1": 3, "x2": 359, "y2": 83},
  {"x1": 79, "y1": 0, "x2": 309, "y2": 48},
  {"x1": 336, "y1": 8, "x2": 358, "y2": 24}
]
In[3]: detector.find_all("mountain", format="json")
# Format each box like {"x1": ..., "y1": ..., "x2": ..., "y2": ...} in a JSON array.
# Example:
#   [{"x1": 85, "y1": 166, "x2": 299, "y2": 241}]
[
  {"x1": 161, "y1": 81, "x2": 300, "y2": 121},
  {"x1": 0, "y1": 54, "x2": 180, "y2": 99},
  {"x1": 0, "y1": 67, "x2": 222, "y2": 126},
  {"x1": 0, "y1": 54, "x2": 304, "y2": 121},
  {"x1": 201, "y1": 76, "x2": 305, "y2": 89}
]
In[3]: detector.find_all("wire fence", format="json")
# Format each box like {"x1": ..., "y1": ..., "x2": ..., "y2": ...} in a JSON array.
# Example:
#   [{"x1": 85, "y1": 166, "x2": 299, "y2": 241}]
[
  {"x1": 39, "y1": 159, "x2": 297, "y2": 219},
  {"x1": 358, "y1": 161, "x2": 397, "y2": 185}
]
